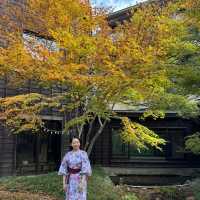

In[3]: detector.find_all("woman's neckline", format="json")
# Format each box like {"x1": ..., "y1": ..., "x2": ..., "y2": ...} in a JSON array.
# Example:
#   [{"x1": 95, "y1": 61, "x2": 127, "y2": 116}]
[{"x1": 72, "y1": 149, "x2": 80, "y2": 152}]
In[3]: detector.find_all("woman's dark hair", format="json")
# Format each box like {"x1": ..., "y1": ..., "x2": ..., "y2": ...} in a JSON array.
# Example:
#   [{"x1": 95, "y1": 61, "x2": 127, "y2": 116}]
[
  {"x1": 69, "y1": 136, "x2": 81, "y2": 151},
  {"x1": 70, "y1": 136, "x2": 80, "y2": 143}
]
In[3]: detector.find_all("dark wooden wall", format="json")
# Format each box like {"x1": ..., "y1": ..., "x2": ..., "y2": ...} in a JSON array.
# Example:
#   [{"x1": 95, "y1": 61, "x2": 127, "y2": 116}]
[
  {"x1": 0, "y1": 124, "x2": 16, "y2": 176},
  {"x1": 90, "y1": 112, "x2": 200, "y2": 168},
  {"x1": 0, "y1": 77, "x2": 69, "y2": 176},
  {"x1": 90, "y1": 123, "x2": 111, "y2": 165}
]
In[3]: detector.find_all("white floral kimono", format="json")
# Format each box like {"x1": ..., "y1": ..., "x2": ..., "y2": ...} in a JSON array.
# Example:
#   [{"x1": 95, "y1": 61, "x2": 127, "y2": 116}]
[{"x1": 58, "y1": 150, "x2": 92, "y2": 200}]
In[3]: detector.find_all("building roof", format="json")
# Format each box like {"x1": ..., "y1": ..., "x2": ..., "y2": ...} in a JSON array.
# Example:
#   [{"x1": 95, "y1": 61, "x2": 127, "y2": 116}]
[{"x1": 107, "y1": 0, "x2": 167, "y2": 28}]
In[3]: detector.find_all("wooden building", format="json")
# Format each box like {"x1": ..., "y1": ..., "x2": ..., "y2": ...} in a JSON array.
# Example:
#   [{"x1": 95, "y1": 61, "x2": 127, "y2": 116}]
[
  {"x1": 98, "y1": 3, "x2": 200, "y2": 184},
  {"x1": 0, "y1": 77, "x2": 68, "y2": 176},
  {"x1": 90, "y1": 110, "x2": 200, "y2": 185},
  {"x1": 0, "y1": 1, "x2": 200, "y2": 185}
]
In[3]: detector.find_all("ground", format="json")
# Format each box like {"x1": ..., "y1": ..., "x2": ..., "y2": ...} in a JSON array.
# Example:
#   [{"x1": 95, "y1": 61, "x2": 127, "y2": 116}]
[
  {"x1": 0, "y1": 190, "x2": 57, "y2": 200},
  {"x1": 0, "y1": 167, "x2": 199, "y2": 200},
  {"x1": 0, "y1": 167, "x2": 130, "y2": 200},
  {"x1": 0, "y1": 184, "x2": 196, "y2": 200},
  {"x1": 119, "y1": 184, "x2": 196, "y2": 200}
]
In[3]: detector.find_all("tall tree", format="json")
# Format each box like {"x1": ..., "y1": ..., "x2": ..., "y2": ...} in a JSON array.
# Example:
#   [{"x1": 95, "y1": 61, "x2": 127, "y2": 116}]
[
  {"x1": 0, "y1": 0, "x2": 199, "y2": 156},
  {"x1": 172, "y1": 0, "x2": 200, "y2": 154}
]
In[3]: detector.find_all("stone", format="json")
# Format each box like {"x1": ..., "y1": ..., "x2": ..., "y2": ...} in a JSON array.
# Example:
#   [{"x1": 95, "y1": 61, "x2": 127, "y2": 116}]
[{"x1": 186, "y1": 196, "x2": 195, "y2": 200}]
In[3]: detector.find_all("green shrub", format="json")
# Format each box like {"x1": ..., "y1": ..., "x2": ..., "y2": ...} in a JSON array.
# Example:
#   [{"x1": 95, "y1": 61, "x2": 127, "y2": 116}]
[
  {"x1": 159, "y1": 187, "x2": 185, "y2": 200},
  {"x1": 191, "y1": 178, "x2": 200, "y2": 200},
  {"x1": 121, "y1": 193, "x2": 139, "y2": 200}
]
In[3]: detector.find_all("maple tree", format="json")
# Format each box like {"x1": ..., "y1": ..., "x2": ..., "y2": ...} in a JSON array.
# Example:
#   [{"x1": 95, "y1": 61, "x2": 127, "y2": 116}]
[
  {"x1": 173, "y1": 0, "x2": 200, "y2": 154},
  {"x1": 0, "y1": 0, "x2": 199, "y2": 156}
]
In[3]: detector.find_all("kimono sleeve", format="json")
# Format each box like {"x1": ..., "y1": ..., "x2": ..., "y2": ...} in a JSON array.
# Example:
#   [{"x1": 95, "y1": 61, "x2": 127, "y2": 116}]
[
  {"x1": 58, "y1": 153, "x2": 68, "y2": 176},
  {"x1": 81, "y1": 151, "x2": 92, "y2": 176}
]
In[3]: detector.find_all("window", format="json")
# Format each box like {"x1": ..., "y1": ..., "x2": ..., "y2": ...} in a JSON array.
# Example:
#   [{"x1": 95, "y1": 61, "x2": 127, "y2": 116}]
[
  {"x1": 23, "y1": 32, "x2": 57, "y2": 51},
  {"x1": 112, "y1": 128, "x2": 128, "y2": 158},
  {"x1": 16, "y1": 132, "x2": 36, "y2": 164},
  {"x1": 22, "y1": 32, "x2": 58, "y2": 60},
  {"x1": 111, "y1": 127, "x2": 169, "y2": 159},
  {"x1": 16, "y1": 120, "x2": 62, "y2": 168}
]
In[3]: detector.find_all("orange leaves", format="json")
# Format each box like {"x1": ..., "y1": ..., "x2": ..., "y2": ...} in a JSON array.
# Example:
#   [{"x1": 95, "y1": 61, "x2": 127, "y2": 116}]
[
  {"x1": 40, "y1": 63, "x2": 90, "y2": 86},
  {"x1": 0, "y1": 0, "x2": 198, "y2": 130},
  {"x1": 26, "y1": 0, "x2": 91, "y2": 35},
  {"x1": 0, "y1": 93, "x2": 44, "y2": 132},
  {"x1": 0, "y1": 0, "x2": 186, "y2": 97},
  {"x1": 0, "y1": 42, "x2": 32, "y2": 76},
  {"x1": 0, "y1": 0, "x2": 199, "y2": 153}
]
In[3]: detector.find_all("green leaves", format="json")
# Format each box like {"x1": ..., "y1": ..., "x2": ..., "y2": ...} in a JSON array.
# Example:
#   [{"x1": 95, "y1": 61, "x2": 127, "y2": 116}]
[
  {"x1": 185, "y1": 132, "x2": 200, "y2": 154},
  {"x1": 63, "y1": 114, "x2": 91, "y2": 133},
  {"x1": 142, "y1": 110, "x2": 165, "y2": 120},
  {"x1": 121, "y1": 117, "x2": 166, "y2": 151}
]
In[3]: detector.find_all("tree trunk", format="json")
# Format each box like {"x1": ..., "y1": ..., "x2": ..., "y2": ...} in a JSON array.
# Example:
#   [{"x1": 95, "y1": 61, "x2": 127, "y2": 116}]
[
  {"x1": 86, "y1": 119, "x2": 107, "y2": 157},
  {"x1": 84, "y1": 116, "x2": 96, "y2": 151}
]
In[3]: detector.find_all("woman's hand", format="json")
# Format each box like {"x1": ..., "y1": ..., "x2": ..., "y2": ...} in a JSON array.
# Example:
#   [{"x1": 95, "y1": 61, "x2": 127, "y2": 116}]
[
  {"x1": 86, "y1": 175, "x2": 89, "y2": 182},
  {"x1": 63, "y1": 175, "x2": 68, "y2": 192},
  {"x1": 63, "y1": 184, "x2": 68, "y2": 192}
]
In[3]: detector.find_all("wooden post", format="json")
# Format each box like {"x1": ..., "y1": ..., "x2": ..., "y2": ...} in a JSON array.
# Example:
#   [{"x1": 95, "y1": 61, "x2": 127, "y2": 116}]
[{"x1": 35, "y1": 135, "x2": 40, "y2": 174}]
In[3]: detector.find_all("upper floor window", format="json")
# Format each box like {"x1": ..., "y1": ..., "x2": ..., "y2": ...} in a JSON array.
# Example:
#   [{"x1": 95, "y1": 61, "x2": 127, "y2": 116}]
[{"x1": 23, "y1": 32, "x2": 58, "y2": 59}]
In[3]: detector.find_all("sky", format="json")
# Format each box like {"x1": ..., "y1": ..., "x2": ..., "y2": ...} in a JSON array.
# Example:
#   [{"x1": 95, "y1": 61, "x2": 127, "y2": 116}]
[{"x1": 91, "y1": 0, "x2": 147, "y2": 11}]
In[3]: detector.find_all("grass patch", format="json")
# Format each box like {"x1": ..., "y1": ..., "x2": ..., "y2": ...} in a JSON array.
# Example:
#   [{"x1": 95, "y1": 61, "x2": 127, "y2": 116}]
[
  {"x1": 0, "y1": 172, "x2": 63, "y2": 199},
  {"x1": 0, "y1": 166, "x2": 136, "y2": 200}
]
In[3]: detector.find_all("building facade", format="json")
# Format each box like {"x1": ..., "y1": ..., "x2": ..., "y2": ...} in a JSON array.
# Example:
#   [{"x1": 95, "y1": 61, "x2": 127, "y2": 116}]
[{"x1": 0, "y1": 1, "x2": 200, "y2": 185}]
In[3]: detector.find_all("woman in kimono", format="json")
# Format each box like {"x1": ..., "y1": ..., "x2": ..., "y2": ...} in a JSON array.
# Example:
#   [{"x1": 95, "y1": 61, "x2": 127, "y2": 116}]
[{"x1": 58, "y1": 137, "x2": 92, "y2": 200}]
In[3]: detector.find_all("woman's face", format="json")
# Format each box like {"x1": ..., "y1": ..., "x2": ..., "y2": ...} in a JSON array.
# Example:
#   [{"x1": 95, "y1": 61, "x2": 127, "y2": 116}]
[{"x1": 71, "y1": 138, "x2": 80, "y2": 150}]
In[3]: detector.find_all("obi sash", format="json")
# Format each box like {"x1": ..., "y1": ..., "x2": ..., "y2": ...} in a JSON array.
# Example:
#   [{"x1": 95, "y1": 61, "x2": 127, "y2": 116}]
[{"x1": 66, "y1": 167, "x2": 81, "y2": 184}]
